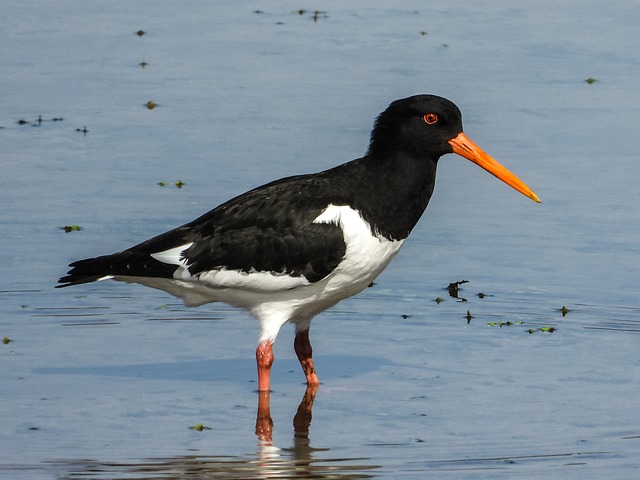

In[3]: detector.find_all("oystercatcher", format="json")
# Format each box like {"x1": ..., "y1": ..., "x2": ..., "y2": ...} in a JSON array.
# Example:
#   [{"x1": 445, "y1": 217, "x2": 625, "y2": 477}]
[{"x1": 58, "y1": 95, "x2": 539, "y2": 391}]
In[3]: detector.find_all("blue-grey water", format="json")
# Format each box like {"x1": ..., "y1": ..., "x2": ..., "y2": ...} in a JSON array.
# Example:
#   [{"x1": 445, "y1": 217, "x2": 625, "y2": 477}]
[{"x1": 2, "y1": 1, "x2": 640, "y2": 478}]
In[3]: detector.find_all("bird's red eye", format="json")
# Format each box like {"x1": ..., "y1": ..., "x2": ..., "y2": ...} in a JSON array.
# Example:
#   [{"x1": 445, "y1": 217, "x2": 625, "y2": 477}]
[{"x1": 423, "y1": 113, "x2": 438, "y2": 125}]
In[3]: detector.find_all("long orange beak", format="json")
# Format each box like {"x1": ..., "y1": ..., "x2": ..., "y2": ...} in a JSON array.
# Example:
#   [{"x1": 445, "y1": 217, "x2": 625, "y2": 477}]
[{"x1": 448, "y1": 132, "x2": 540, "y2": 203}]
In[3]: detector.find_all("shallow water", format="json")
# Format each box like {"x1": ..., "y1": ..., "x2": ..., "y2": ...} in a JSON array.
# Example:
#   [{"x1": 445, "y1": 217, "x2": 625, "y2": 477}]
[{"x1": 2, "y1": 1, "x2": 640, "y2": 478}]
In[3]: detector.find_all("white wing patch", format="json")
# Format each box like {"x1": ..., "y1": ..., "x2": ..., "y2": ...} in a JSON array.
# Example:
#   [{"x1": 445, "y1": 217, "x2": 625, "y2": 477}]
[
  {"x1": 151, "y1": 242, "x2": 310, "y2": 292},
  {"x1": 150, "y1": 243, "x2": 193, "y2": 266},
  {"x1": 197, "y1": 268, "x2": 310, "y2": 292}
]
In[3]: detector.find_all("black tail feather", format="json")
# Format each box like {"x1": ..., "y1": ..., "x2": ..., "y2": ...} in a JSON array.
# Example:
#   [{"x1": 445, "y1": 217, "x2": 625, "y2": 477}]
[{"x1": 57, "y1": 251, "x2": 177, "y2": 288}]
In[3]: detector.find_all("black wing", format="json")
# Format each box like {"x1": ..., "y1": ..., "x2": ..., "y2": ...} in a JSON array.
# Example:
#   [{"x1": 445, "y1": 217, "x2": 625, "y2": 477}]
[{"x1": 57, "y1": 173, "x2": 347, "y2": 288}]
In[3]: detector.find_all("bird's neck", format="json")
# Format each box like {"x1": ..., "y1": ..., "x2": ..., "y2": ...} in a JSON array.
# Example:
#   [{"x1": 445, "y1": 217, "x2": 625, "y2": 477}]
[{"x1": 347, "y1": 151, "x2": 439, "y2": 241}]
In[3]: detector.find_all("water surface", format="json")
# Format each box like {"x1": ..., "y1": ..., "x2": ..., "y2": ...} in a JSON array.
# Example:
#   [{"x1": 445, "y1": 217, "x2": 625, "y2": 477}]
[{"x1": 2, "y1": 1, "x2": 640, "y2": 478}]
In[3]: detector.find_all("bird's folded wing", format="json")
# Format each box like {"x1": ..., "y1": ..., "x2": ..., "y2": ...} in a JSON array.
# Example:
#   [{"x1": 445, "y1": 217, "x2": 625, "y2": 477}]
[{"x1": 58, "y1": 176, "x2": 348, "y2": 290}]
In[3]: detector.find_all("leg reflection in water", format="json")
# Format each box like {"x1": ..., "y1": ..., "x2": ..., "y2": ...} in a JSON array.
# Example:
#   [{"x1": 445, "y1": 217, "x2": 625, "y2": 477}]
[
  {"x1": 256, "y1": 384, "x2": 318, "y2": 444},
  {"x1": 293, "y1": 384, "x2": 318, "y2": 440},
  {"x1": 57, "y1": 384, "x2": 378, "y2": 478},
  {"x1": 255, "y1": 384, "x2": 329, "y2": 477},
  {"x1": 256, "y1": 390, "x2": 274, "y2": 443}
]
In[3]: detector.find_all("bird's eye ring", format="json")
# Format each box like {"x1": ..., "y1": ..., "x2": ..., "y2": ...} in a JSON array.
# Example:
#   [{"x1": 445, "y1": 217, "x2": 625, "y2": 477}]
[{"x1": 423, "y1": 113, "x2": 438, "y2": 125}]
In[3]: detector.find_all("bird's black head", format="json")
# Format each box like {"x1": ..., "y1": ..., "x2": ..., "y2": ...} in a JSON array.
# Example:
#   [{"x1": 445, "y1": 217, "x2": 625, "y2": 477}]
[
  {"x1": 367, "y1": 94, "x2": 463, "y2": 160},
  {"x1": 366, "y1": 94, "x2": 541, "y2": 203}
]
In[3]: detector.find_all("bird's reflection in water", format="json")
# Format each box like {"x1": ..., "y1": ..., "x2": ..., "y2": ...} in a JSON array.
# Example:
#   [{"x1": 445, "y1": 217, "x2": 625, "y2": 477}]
[
  {"x1": 58, "y1": 386, "x2": 379, "y2": 479},
  {"x1": 257, "y1": 385, "x2": 379, "y2": 477},
  {"x1": 256, "y1": 384, "x2": 317, "y2": 444},
  {"x1": 255, "y1": 384, "x2": 358, "y2": 478}
]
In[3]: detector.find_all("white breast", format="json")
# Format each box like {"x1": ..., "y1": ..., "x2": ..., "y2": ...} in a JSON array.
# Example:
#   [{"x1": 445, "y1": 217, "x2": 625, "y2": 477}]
[{"x1": 313, "y1": 204, "x2": 404, "y2": 296}]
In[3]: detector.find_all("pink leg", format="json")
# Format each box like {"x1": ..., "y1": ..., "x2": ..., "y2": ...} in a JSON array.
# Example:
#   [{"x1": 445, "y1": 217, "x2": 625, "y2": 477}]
[
  {"x1": 294, "y1": 329, "x2": 320, "y2": 386},
  {"x1": 256, "y1": 341, "x2": 274, "y2": 392}
]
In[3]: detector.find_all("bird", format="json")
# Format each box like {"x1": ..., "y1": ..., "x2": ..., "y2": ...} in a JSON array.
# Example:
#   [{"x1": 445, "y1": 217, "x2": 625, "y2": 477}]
[{"x1": 58, "y1": 95, "x2": 540, "y2": 392}]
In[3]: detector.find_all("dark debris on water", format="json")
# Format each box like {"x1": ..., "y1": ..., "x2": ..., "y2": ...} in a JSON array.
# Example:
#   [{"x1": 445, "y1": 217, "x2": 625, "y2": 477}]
[
  {"x1": 17, "y1": 115, "x2": 65, "y2": 127},
  {"x1": 447, "y1": 280, "x2": 469, "y2": 301},
  {"x1": 60, "y1": 225, "x2": 83, "y2": 233}
]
